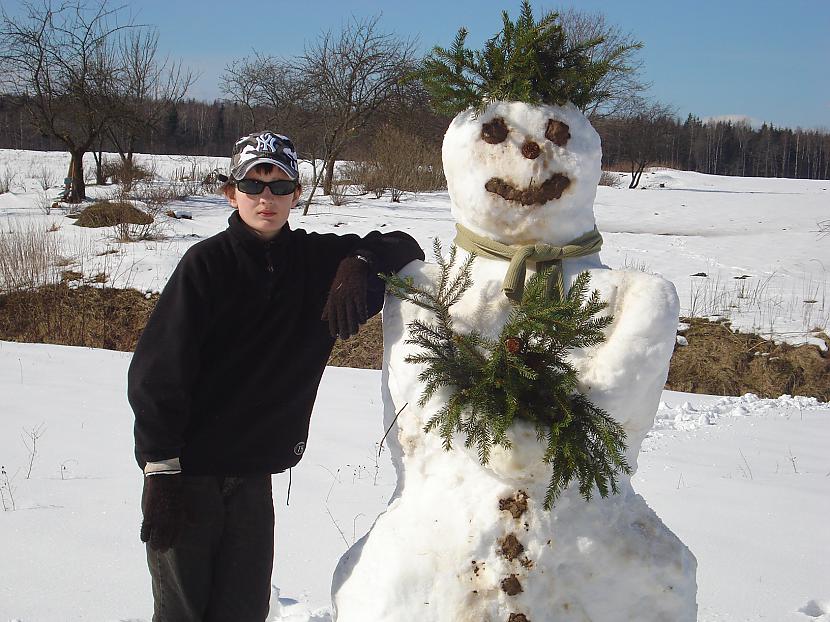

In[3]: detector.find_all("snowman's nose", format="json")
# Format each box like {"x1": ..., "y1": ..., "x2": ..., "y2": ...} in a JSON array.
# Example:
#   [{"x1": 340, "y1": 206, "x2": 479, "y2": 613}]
[{"x1": 521, "y1": 140, "x2": 541, "y2": 159}]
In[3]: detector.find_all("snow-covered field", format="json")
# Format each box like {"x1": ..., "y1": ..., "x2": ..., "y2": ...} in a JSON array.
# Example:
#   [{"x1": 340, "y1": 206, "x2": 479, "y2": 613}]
[{"x1": 1, "y1": 150, "x2": 829, "y2": 621}]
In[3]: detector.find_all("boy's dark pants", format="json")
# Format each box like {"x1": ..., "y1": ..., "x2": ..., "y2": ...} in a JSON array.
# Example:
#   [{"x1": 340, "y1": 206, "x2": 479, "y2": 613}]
[{"x1": 143, "y1": 475, "x2": 275, "y2": 622}]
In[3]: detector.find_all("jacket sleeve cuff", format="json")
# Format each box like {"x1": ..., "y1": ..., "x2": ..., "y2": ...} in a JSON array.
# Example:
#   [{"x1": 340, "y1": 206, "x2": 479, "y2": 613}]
[{"x1": 143, "y1": 457, "x2": 182, "y2": 476}]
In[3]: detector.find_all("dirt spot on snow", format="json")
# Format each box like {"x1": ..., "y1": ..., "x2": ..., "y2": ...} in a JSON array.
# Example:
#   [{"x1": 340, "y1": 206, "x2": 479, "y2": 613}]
[
  {"x1": 499, "y1": 490, "x2": 529, "y2": 519},
  {"x1": 481, "y1": 117, "x2": 509, "y2": 144},
  {"x1": 545, "y1": 120, "x2": 570, "y2": 146},
  {"x1": 520, "y1": 141, "x2": 541, "y2": 159},
  {"x1": 501, "y1": 575, "x2": 523, "y2": 596},
  {"x1": 499, "y1": 533, "x2": 525, "y2": 561},
  {"x1": 509, "y1": 614, "x2": 530, "y2": 622},
  {"x1": 667, "y1": 318, "x2": 830, "y2": 401}
]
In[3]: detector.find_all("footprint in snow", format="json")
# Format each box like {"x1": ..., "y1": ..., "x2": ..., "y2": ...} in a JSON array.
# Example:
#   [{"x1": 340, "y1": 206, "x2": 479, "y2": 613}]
[{"x1": 799, "y1": 599, "x2": 830, "y2": 618}]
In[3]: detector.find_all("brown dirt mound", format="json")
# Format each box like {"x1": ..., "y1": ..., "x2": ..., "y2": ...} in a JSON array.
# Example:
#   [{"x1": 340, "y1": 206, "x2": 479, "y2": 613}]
[
  {"x1": 0, "y1": 284, "x2": 157, "y2": 351},
  {"x1": 667, "y1": 318, "x2": 830, "y2": 401},
  {"x1": 75, "y1": 201, "x2": 153, "y2": 228}
]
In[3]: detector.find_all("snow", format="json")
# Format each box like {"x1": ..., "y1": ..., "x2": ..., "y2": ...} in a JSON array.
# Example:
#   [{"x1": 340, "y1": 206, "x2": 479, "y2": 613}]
[
  {"x1": 0, "y1": 146, "x2": 828, "y2": 620},
  {"x1": 1, "y1": 344, "x2": 828, "y2": 621}
]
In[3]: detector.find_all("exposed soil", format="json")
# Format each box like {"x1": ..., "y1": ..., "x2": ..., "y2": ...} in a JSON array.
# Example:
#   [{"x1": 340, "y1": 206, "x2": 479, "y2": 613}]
[
  {"x1": 481, "y1": 117, "x2": 509, "y2": 144},
  {"x1": 501, "y1": 575, "x2": 523, "y2": 596},
  {"x1": 485, "y1": 174, "x2": 571, "y2": 205},
  {"x1": 74, "y1": 201, "x2": 153, "y2": 228},
  {"x1": 520, "y1": 141, "x2": 541, "y2": 160},
  {"x1": 667, "y1": 318, "x2": 830, "y2": 401},
  {"x1": 3, "y1": 286, "x2": 827, "y2": 403},
  {"x1": 545, "y1": 120, "x2": 570, "y2": 146},
  {"x1": 509, "y1": 614, "x2": 530, "y2": 622},
  {"x1": 327, "y1": 315, "x2": 383, "y2": 368},
  {"x1": 499, "y1": 533, "x2": 525, "y2": 561},
  {"x1": 499, "y1": 491, "x2": 529, "y2": 519},
  {"x1": 0, "y1": 284, "x2": 157, "y2": 351}
]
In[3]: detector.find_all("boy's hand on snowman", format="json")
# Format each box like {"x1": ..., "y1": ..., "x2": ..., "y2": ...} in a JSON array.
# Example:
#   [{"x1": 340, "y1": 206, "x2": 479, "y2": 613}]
[
  {"x1": 322, "y1": 255, "x2": 370, "y2": 339},
  {"x1": 140, "y1": 473, "x2": 185, "y2": 552}
]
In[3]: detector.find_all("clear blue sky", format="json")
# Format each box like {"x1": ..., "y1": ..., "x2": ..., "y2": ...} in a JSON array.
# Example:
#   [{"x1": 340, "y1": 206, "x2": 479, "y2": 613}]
[{"x1": 5, "y1": 0, "x2": 829, "y2": 129}]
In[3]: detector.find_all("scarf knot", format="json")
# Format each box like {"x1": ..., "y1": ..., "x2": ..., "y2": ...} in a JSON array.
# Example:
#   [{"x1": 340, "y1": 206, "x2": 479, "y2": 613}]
[{"x1": 453, "y1": 223, "x2": 603, "y2": 303}]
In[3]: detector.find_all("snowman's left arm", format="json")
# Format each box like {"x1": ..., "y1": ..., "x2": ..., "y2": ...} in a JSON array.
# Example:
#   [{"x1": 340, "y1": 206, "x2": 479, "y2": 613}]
[{"x1": 576, "y1": 271, "x2": 679, "y2": 428}]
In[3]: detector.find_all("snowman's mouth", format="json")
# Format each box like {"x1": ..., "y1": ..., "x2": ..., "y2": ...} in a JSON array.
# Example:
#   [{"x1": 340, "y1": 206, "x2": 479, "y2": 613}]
[{"x1": 485, "y1": 174, "x2": 571, "y2": 206}]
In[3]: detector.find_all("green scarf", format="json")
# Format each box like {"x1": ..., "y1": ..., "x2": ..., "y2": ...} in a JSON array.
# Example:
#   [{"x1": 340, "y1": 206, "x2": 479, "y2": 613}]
[{"x1": 453, "y1": 223, "x2": 604, "y2": 303}]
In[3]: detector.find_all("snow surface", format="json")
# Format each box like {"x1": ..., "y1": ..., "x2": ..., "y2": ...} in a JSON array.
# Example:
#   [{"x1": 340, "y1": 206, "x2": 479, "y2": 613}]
[
  {"x1": 0, "y1": 149, "x2": 829, "y2": 620},
  {"x1": 0, "y1": 343, "x2": 828, "y2": 621}
]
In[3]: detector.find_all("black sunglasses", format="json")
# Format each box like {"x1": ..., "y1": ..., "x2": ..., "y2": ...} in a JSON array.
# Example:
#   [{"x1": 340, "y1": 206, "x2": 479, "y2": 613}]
[{"x1": 235, "y1": 178, "x2": 298, "y2": 196}]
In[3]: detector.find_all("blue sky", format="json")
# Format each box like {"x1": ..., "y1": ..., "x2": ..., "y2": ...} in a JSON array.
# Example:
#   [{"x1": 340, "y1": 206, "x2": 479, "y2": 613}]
[{"x1": 4, "y1": 0, "x2": 829, "y2": 129}]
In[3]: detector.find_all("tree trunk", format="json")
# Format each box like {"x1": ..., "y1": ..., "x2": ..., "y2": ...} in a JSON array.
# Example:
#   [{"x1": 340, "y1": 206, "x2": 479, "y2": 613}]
[
  {"x1": 67, "y1": 150, "x2": 87, "y2": 203},
  {"x1": 323, "y1": 156, "x2": 336, "y2": 196}
]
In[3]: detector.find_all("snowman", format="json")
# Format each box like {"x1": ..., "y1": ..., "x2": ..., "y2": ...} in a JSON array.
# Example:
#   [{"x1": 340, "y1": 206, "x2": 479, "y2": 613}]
[{"x1": 332, "y1": 10, "x2": 697, "y2": 617}]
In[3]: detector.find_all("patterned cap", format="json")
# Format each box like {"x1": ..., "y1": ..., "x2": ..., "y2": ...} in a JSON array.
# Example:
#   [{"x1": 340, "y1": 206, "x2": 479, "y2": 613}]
[{"x1": 229, "y1": 131, "x2": 299, "y2": 181}]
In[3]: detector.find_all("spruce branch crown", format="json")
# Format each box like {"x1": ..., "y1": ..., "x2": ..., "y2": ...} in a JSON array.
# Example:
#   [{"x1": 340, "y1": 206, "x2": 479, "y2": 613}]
[{"x1": 415, "y1": 0, "x2": 623, "y2": 115}]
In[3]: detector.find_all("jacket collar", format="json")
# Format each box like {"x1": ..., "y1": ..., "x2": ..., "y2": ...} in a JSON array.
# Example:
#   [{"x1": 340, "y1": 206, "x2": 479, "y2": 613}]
[{"x1": 227, "y1": 210, "x2": 291, "y2": 249}]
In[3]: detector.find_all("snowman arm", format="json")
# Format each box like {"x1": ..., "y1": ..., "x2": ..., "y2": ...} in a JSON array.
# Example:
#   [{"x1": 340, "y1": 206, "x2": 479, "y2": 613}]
[{"x1": 577, "y1": 272, "x2": 679, "y2": 425}]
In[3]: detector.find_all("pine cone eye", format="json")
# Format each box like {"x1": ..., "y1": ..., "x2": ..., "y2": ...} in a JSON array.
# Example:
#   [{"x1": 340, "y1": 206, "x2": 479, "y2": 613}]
[
  {"x1": 545, "y1": 119, "x2": 570, "y2": 147},
  {"x1": 481, "y1": 117, "x2": 509, "y2": 144}
]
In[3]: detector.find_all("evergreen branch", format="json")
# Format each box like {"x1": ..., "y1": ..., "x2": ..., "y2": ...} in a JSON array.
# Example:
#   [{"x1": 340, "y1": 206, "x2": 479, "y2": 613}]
[{"x1": 396, "y1": 243, "x2": 623, "y2": 510}]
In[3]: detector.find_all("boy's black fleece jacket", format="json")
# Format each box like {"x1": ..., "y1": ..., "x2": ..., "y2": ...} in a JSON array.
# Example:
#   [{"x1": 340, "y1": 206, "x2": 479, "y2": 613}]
[{"x1": 128, "y1": 211, "x2": 424, "y2": 475}]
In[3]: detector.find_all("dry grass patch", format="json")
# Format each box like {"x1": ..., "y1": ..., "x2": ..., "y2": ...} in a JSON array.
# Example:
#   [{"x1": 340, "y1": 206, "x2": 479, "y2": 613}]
[
  {"x1": 327, "y1": 314, "x2": 383, "y2": 369},
  {"x1": 0, "y1": 284, "x2": 158, "y2": 351},
  {"x1": 667, "y1": 318, "x2": 830, "y2": 401},
  {"x1": 75, "y1": 201, "x2": 153, "y2": 228}
]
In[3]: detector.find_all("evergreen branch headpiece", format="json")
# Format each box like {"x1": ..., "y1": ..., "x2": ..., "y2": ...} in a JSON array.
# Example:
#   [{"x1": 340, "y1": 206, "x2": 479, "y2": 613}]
[{"x1": 415, "y1": 0, "x2": 615, "y2": 115}]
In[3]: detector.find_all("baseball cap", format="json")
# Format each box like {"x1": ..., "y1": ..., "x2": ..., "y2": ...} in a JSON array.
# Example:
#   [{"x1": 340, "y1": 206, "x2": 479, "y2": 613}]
[{"x1": 228, "y1": 131, "x2": 299, "y2": 182}]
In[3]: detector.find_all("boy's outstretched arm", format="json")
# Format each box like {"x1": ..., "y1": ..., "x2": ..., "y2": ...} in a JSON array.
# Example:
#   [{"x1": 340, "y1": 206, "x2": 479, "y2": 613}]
[{"x1": 322, "y1": 231, "x2": 424, "y2": 339}]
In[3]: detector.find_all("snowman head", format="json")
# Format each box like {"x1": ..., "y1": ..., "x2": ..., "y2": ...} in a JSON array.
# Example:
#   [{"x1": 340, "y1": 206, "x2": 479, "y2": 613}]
[{"x1": 443, "y1": 100, "x2": 602, "y2": 246}]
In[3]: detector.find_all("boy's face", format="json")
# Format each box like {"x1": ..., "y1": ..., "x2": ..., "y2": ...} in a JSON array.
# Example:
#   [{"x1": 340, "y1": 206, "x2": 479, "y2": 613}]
[{"x1": 227, "y1": 167, "x2": 301, "y2": 240}]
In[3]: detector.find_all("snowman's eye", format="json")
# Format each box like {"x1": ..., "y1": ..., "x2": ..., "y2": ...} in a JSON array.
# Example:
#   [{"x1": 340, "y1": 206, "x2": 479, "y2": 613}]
[
  {"x1": 481, "y1": 117, "x2": 509, "y2": 144},
  {"x1": 545, "y1": 119, "x2": 570, "y2": 147}
]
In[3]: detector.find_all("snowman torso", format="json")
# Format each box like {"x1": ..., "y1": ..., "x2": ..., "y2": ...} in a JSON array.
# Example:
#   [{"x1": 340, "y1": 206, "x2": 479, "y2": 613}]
[{"x1": 332, "y1": 101, "x2": 697, "y2": 621}]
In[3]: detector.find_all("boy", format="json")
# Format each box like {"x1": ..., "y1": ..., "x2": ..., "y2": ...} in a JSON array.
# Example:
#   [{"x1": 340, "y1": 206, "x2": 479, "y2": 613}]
[{"x1": 128, "y1": 131, "x2": 424, "y2": 621}]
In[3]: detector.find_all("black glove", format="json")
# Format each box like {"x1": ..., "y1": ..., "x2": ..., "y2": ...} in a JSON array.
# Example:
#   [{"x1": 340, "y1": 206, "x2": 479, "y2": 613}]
[
  {"x1": 322, "y1": 256, "x2": 370, "y2": 339},
  {"x1": 140, "y1": 473, "x2": 185, "y2": 552}
]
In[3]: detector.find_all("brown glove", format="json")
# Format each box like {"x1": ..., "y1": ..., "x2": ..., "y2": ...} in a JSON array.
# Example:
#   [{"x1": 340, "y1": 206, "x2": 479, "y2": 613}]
[
  {"x1": 140, "y1": 474, "x2": 185, "y2": 552},
  {"x1": 322, "y1": 256, "x2": 370, "y2": 339}
]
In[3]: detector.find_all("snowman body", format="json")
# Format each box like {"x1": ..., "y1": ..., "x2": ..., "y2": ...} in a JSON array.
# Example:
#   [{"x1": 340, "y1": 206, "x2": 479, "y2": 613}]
[{"x1": 332, "y1": 102, "x2": 697, "y2": 621}]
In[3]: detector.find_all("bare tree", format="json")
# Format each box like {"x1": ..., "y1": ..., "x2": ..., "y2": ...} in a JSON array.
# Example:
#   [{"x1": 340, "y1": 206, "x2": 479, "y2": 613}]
[
  {"x1": 612, "y1": 99, "x2": 676, "y2": 188},
  {"x1": 298, "y1": 15, "x2": 419, "y2": 197},
  {"x1": 0, "y1": 0, "x2": 130, "y2": 202},
  {"x1": 557, "y1": 7, "x2": 648, "y2": 119},
  {"x1": 103, "y1": 27, "x2": 196, "y2": 175}
]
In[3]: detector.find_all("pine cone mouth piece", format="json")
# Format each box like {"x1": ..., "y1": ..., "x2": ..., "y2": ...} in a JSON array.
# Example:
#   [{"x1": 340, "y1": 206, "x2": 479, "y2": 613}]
[{"x1": 485, "y1": 174, "x2": 571, "y2": 206}]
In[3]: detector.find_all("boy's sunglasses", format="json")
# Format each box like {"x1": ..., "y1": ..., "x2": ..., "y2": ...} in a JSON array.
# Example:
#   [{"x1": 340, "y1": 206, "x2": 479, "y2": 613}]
[{"x1": 235, "y1": 178, "x2": 298, "y2": 196}]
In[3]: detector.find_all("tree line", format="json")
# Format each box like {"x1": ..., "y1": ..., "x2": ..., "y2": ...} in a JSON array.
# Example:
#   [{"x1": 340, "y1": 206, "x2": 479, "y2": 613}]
[{"x1": 1, "y1": 1, "x2": 827, "y2": 205}]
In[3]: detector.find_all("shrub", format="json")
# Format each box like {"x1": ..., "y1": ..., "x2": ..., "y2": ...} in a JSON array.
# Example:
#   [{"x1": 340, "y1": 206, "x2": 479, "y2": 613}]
[
  {"x1": 352, "y1": 125, "x2": 446, "y2": 201},
  {"x1": 598, "y1": 170, "x2": 621, "y2": 188},
  {"x1": 0, "y1": 223, "x2": 61, "y2": 293},
  {"x1": 101, "y1": 159, "x2": 155, "y2": 191},
  {"x1": 75, "y1": 201, "x2": 153, "y2": 228},
  {"x1": 0, "y1": 165, "x2": 17, "y2": 194}
]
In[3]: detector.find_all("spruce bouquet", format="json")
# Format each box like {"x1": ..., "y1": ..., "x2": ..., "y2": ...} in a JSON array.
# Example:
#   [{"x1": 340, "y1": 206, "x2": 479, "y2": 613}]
[{"x1": 383, "y1": 241, "x2": 631, "y2": 509}]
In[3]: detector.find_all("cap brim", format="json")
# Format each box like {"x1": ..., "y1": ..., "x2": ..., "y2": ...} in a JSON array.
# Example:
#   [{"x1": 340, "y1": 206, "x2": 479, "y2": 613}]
[{"x1": 231, "y1": 157, "x2": 298, "y2": 181}]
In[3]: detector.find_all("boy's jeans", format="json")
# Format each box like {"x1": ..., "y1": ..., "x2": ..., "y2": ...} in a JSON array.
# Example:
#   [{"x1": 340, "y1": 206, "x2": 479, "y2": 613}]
[{"x1": 144, "y1": 474, "x2": 274, "y2": 622}]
